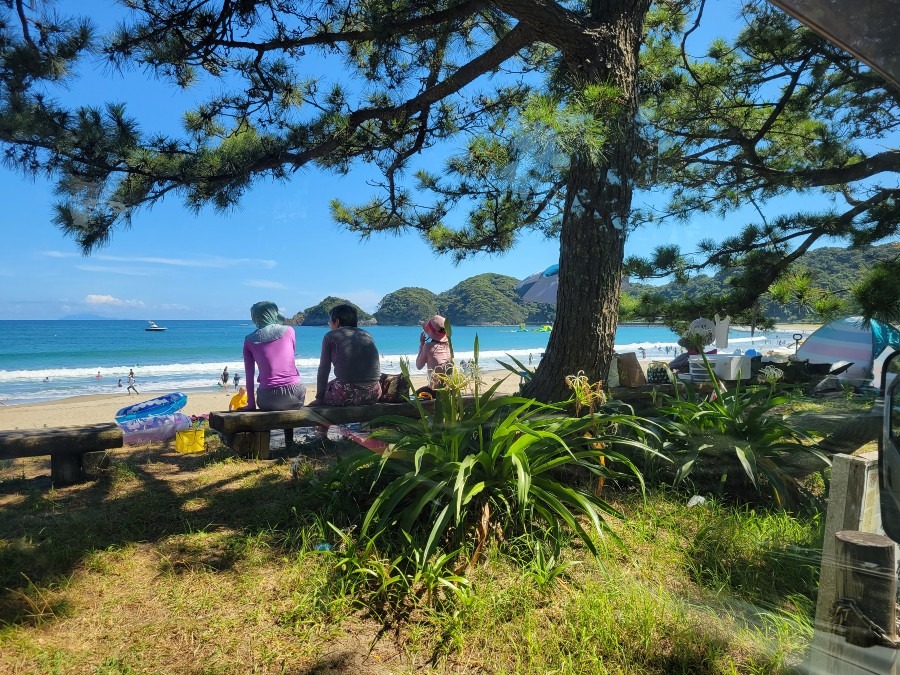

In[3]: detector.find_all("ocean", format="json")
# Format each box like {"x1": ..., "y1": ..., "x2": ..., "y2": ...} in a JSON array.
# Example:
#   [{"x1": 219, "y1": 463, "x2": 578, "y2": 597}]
[{"x1": 0, "y1": 320, "x2": 789, "y2": 405}]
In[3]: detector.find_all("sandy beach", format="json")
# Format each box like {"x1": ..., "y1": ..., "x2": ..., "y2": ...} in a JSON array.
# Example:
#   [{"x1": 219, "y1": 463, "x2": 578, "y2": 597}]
[{"x1": 0, "y1": 370, "x2": 523, "y2": 430}]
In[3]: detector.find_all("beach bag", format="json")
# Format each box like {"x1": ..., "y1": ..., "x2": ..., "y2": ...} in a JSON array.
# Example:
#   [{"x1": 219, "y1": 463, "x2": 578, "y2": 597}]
[
  {"x1": 175, "y1": 418, "x2": 206, "y2": 453},
  {"x1": 646, "y1": 361, "x2": 671, "y2": 385},
  {"x1": 617, "y1": 352, "x2": 647, "y2": 388},
  {"x1": 379, "y1": 373, "x2": 411, "y2": 403}
]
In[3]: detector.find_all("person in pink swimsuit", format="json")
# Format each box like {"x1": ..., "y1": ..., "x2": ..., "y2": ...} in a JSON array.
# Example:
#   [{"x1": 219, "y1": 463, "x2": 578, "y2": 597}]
[
  {"x1": 241, "y1": 301, "x2": 306, "y2": 411},
  {"x1": 416, "y1": 314, "x2": 452, "y2": 387}
]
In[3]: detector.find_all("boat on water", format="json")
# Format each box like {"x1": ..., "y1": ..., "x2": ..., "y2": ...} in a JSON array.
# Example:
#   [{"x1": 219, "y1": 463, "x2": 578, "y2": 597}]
[{"x1": 145, "y1": 321, "x2": 168, "y2": 332}]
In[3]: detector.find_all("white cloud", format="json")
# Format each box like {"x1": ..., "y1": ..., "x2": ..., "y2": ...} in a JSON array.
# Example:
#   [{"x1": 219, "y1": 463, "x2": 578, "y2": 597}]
[
  {"x1": 272, "y1": 207, "x2": 308, "y2": 225},
  {"x1": 245, "y1": 279, "x2": 287, "y2": 289},
  {"x1": 96, "y1": 254, "x2": 277, "y2": 269},
  {"x1": 85, "y1": 294, "x2": 145, "y2": 308},
  {"x1": 41, "y1": 250, "x2": 276, "y2": 269},
  {"x1": 76, "y1": 265, "x2": 154, "y2": 276}
]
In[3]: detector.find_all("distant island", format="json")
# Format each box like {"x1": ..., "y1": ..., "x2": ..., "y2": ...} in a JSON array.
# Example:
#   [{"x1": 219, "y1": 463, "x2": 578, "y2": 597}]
[{"x1": 285, "y1": 273, "x2": 557, "y2": 327}]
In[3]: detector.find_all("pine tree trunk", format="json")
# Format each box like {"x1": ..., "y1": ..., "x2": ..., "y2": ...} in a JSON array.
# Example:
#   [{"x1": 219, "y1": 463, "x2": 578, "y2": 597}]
[{"x1": 523, "y1": 0, "x2": 649, "y2": 402}]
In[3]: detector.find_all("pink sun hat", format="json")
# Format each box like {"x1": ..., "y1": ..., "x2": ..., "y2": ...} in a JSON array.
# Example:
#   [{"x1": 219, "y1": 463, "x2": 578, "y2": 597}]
[{"x1": 423, "y1": 315, "x2": 448, "y2": 342}]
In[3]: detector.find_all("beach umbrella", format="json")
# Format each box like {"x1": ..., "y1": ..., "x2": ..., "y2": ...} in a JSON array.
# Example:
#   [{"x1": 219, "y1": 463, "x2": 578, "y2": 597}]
[{"x1": 516, "y1": 264, "x2": 559, "y2": 304}]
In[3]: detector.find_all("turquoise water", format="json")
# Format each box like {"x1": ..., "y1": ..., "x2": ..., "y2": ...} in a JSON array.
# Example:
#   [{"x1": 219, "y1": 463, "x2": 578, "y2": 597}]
[{"x1": 0, "y1": 320, "x2": 781, "y2": 404}]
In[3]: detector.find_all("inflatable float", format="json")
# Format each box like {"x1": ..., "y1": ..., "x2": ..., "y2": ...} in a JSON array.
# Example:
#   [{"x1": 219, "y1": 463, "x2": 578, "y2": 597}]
[
  {"x1": 118, "y1": 412, "x2": 192, "y2": 445},
  {"x1": 115, "y1": 392, "x2": 190, "y2": 444},
  {"x1": 115, "y1": 392, "x2": 187, "y2": 422}
]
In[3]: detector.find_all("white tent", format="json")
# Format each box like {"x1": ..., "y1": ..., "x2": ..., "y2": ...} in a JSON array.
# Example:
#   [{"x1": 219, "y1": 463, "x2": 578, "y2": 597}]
[{"x1": 796, "y1": 316, "x2": 900, "y2": 380}]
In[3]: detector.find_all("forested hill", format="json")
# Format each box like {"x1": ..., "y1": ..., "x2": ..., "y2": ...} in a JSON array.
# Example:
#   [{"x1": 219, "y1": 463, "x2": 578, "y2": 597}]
[
  {"x1": 288, "y1": 273, "x2": 556, "y2": 327},
  {"x1": 286, "y1": 245, "x2": 894, "y2": 326},
  {"x1": 627, "y1": 244, "x2": 899, "y2": 322}
]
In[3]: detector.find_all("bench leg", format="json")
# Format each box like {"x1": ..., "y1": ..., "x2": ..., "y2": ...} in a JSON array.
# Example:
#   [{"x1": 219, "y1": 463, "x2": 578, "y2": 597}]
[
  {"x1": 51, "y1": 452, "x2": 84, "y2": 486},
  {"x1": 284, "y1": 428, "x2": 293, "y2": 448},
  {"x1": 82, "y1": 450, "x2": 111, "y2": 479},
  {"x1": 233, "y1": 431, "x2": 271, "y2": 460}
]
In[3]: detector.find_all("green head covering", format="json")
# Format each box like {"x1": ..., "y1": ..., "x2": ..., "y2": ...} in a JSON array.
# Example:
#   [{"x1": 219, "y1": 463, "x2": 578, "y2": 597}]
[
  {"x1": 250, "y1": 301, "x2": 285, "y2": 328},
  {"x1": 248, "y1": 301, "x2": 289, "y2": 343}
]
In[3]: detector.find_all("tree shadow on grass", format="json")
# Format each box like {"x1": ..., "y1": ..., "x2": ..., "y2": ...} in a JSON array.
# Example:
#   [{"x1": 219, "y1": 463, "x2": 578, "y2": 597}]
[{"x1": 0, "y1": 443, "x2": 352, "y2": 626}]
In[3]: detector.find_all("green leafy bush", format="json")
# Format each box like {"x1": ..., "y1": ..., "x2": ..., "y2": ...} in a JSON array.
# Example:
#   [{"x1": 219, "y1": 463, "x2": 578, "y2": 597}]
[
  {"x1": 651, "y1": 354, "x2": 829, "y2": 507},
  {"x1": 360, "y1": 329, "x2": 658, "y2": 568}
]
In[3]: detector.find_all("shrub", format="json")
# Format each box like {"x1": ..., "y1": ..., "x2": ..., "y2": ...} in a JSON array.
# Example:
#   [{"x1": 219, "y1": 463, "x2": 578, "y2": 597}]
[
  {"x1": 651, "y1": 353, "x2": 830, "y2": 507},
  {"x1": 360, "y1": 328, "x2": 659, "y2": 568}
]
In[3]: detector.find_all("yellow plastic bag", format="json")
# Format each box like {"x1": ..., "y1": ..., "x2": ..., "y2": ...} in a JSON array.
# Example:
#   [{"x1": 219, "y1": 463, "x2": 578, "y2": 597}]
[{"x1": 176, "y1": 429, "x2": 205, "y2": 453}]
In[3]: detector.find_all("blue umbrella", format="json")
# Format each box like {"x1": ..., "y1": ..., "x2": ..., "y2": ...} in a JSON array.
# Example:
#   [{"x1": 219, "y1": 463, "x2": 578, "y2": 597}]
[{"x1": 516, "y1": 264, "x2": 559, "y2": 304}]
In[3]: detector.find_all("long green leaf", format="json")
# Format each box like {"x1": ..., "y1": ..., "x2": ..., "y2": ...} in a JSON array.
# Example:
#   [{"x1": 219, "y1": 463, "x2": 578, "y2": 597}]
[
  {"x1": 453, "y1": 455, "x2": 477, "y2": 523},
  {"x1": 734, "y1": 444, "x2": 758, "y2": 489},
  {"x1": 528, "y1": 484, "x2": 600, "y2": 555},
  {"x1": 508, "y1": 448, "x2": 531, "y2": 517},
  {"x1": 423, "y1": 504, "x2": 453, "y2": 562},
  {"x1": 399, "y1": 478, "x2": 451, "y2": 531}
]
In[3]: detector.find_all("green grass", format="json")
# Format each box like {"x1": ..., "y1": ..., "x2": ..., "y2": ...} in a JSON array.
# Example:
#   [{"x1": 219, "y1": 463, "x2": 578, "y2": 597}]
[{"x1": 0, "y1": 437, "x2": 823, "y2": 673}]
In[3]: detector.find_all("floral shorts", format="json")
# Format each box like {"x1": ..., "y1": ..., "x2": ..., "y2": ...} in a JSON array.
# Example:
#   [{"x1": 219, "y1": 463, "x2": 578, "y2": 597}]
[{"x1": 323, "y1": 380, "x2": 381, "y2": 406}]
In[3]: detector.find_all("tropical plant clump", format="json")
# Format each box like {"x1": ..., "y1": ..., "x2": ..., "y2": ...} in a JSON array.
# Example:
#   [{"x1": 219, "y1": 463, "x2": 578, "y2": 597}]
[
  {"x1": 329, "y1": 326, "x2": 659, "y2": 605},
  {"x1": 650, "y1": 353, "x2": 829, "y2": 508}
]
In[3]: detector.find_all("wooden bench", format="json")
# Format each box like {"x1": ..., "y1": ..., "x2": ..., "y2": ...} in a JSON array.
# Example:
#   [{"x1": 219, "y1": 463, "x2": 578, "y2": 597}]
[
  {"x1": 209, "y1": 400, "x2": 436, "y2": 459},
  {"x1": 0, "y1": 423, "x2": 124, "y2": 486},
  {"x1": 208, "y1": 385, "x2": 708, "y2": 459}
]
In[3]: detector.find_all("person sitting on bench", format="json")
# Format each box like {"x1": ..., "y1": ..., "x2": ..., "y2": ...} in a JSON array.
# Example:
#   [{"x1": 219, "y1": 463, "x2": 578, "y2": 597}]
[
  {"x1": 312, "y1": 304, "x2": 381, "y2": 406},
  {"x1": 241, "y1": 301, "x2": 306, "y2": 411}
]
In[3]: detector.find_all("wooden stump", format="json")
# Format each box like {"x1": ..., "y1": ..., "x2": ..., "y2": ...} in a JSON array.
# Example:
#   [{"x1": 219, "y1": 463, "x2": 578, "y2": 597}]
[
  {"x1": 50, "y1": 452, "x2": 83, "y2": 486},
  {"x1": 834, "y1": 530, "x2": 897, "y2": 647},
  {"x1": 232, "y1": 431, "x2": 271, "y2": 460}
]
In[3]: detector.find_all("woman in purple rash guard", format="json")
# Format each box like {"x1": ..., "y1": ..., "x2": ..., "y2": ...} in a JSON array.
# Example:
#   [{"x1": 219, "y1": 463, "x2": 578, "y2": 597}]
[{"x1": 241, "y1": 301, "x2": 306, "y2": 411}]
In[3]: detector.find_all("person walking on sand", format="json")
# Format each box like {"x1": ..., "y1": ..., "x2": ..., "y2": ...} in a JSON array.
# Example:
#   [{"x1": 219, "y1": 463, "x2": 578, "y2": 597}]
[
  {"x1": 221, "y1": 366, "x2": 230, "y2": 394},
  {"x1": 127, "y1": 373, "x2": 139, "y2": 395}
]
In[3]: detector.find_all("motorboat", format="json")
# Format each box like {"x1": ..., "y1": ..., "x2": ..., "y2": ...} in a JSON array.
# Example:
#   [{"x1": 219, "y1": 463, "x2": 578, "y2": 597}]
[{"x1": 145, "y1": 321, "x2": 168, "y2": 332}]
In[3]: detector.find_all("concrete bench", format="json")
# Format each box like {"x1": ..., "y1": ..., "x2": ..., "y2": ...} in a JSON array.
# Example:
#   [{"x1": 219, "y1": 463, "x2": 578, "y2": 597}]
[
  {"x1": 209, "y1": 400, "x2": 437, "y2": 459},
  {"x1": 0, "y1": 423, "x2": 124, "y2": 486}
]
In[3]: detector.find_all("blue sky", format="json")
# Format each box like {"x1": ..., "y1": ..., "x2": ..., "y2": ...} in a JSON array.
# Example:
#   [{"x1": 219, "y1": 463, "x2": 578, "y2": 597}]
[{"x1": 0, "y1": 1, "x2": 848, "y2": 320}]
